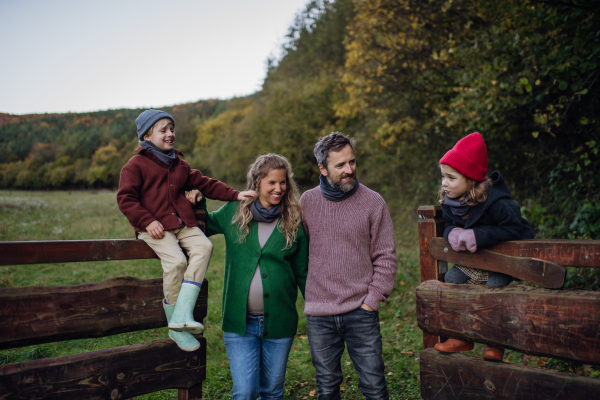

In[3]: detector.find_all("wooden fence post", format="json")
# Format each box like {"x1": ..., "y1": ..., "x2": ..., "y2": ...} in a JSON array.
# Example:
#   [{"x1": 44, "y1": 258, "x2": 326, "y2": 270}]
[
  {"x1": 179, "y1": 382, "x2": 202, "y2": 400},
  {"x1": 417, "y1": 205, "x2": 445, "y2": 350}
]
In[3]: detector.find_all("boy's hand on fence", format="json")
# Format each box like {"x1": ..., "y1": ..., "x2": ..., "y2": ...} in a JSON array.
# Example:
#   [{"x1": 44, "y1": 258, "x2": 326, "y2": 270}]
[
  {"x1": 448, "y1": 228, "x2": 465, "y2": 251},
  {"x1": 146, "y1": 221, "x2": 165, "y2": 239},
  {"x1": 238, "y1": 190, "x2": 257, "y2": 201},
  {"x1": 458, "y1": 229, "x2": 477, "y2": 252},
  {"x1": 186, "y1": 190, "x2": 202, "y2": 204}
]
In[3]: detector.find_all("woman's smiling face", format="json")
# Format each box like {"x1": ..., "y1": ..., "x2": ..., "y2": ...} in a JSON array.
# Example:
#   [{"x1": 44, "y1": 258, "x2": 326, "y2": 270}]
[
  {"x1": 441, "y1": 164, "x2": 469, "y2": 199},
  {"x1": 258, "y1": 168, "x2": 287, "y2": 210}
]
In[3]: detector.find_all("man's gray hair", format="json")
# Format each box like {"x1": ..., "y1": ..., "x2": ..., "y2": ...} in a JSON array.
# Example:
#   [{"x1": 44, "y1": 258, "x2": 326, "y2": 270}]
[{"x1": 313, "y1": 132, "x2": 355, "y2": 169}]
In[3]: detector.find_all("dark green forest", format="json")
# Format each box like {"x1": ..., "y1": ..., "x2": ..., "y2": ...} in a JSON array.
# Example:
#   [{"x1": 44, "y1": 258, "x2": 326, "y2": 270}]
[{"x1": 1, "y1": 0, "x2": 599, "y2": 241}]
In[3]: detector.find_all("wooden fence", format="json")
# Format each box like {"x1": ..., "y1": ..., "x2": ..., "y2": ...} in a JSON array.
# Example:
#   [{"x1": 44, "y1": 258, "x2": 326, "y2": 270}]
[
  {"x1": 417, "y1": 205, "x2": 600, "y2": 399},
  {"x1": 0, "y1": 209, "x2": 207, "y2": 400}
]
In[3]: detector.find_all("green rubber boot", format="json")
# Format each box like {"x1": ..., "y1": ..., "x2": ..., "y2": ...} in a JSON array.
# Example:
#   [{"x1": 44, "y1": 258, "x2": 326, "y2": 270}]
[
  {"x1": 163, "y1": 300, "x2": 200, "y2": 352},
  {"x1": 168, "y1": 282, "x2": 204, "y2": 334}
]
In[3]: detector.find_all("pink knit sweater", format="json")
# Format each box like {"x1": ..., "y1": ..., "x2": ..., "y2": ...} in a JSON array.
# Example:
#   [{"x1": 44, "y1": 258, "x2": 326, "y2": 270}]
[{"x1": 299, "y1": 184, "x2": 398, "y2": 316}]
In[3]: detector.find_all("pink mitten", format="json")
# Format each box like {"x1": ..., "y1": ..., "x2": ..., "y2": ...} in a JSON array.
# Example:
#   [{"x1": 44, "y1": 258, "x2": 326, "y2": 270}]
[
  {"x1": 448, "y1": 228, "x2": 465, "y2": 251},
  {"x1": 458, "y1": 229, "x2": 477, "y2": 252}
]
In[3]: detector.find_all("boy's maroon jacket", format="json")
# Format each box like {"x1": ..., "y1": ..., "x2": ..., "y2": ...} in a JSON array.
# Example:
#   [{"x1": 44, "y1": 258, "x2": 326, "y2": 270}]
[{"x1": 117, "y1": 147, "x2": 239, "y2": 232}]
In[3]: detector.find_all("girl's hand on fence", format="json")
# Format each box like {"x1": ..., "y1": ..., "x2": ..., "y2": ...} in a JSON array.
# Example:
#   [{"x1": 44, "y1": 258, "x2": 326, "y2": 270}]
[
  {"x1": 146, "y1": 220, "x2": 165, "y2": 240},
  {"x1": 458, "y1": 229, "x2": 477, "y2": 252},
  {"x1": 186, "y1": 190, "x2": 202, "y2": 204},
  {"x1": 238, "y1": 190, "x2": 257, "y2": 201},
  {"x1": 448, "y1": 228, "x2": 465, "y2": 251}
]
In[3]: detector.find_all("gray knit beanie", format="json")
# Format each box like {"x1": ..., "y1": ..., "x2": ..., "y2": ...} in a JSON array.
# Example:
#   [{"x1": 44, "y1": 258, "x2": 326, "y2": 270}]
[{"x1": 135, "y1": 109, "x2": 175, "y2": 141}]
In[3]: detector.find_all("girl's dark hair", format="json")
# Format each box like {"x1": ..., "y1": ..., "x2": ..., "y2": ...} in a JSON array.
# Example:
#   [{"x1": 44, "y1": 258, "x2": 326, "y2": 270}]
[{"x1": 438, "y1": 176, "x2": 493, "y2": 206}]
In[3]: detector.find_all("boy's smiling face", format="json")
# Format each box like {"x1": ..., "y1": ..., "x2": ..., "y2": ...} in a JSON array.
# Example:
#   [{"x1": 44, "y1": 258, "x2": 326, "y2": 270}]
[{"x1": 143, "y1": 118, "x2": 175, "y2": 152}]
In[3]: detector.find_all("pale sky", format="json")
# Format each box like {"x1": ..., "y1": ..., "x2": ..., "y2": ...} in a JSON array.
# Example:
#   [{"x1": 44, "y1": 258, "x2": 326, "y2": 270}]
[{"x1": 0, "y1": 0, "x2": 309, "y2": 115}]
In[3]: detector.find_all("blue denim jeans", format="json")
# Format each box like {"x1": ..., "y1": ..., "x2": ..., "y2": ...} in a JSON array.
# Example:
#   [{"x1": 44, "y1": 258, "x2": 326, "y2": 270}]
[
  {"x1": 223, "y1": 315, "x2": 294, "y2": 400},
  {"x1": 306, "y1": 307, "x2": 388, "y2": 400}
]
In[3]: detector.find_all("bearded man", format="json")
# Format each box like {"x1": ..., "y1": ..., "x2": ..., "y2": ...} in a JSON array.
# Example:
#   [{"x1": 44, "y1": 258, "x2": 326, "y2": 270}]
[{"x1": 299, "y1": 132, "x2": 398, "y2": 400}]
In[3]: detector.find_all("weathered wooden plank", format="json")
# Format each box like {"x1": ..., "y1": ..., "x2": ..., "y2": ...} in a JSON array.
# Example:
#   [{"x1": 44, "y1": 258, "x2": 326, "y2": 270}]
[
  {"x1": 429, "y1": 237, "x2": 566, "y2": 288},
  {"x1": 0, "y1": 337, "x2": 206, "y2": 400},
  {"x1": 420, "y1": 348, "x2": 600, "y2": 400},
  {"x1": 0, "y1": 239, "x2": 157, "y2": 266},
  {"x1": 0, "y1": 277, "x2": 208, "y2": 350},
  {"x1": 488, "y1": 240, "x2": 600, "y2": 268},
  {"x1": 193, "y1": 209, "x2": 206, "y2": 233},
  {"x1": 416, "y1": 280, "x2": 600, "y2": 365},
  {"x1": 416, "y1": 205, "x2": 600, "y2": 267},
  {"x1": 0, "y1": 208, "x2": 207, "y2": 267},
  {"x1": 418, "y1": 206, "x2": 445, "y2": 349}
]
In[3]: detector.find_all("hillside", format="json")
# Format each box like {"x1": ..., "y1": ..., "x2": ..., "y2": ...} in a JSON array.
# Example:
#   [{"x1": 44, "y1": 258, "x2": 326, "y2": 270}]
[{"x1": 1, "y1": 0, "x2": 599, "y2": 243}]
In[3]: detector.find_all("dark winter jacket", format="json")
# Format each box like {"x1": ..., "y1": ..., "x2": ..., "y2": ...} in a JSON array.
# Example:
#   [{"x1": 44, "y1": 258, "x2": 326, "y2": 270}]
[
  {"x1": 117, "y1": 147, "x2": 239, "y2": 232},
  {"x1": 442, "y1": 171, "x2": 533, "y2": 248}
]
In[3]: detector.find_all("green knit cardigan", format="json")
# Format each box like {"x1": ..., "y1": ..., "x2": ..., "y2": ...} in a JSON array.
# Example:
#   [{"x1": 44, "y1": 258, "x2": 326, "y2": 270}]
[{"x1": 205, "y1": 201, "x2": 308, "y2": 339}]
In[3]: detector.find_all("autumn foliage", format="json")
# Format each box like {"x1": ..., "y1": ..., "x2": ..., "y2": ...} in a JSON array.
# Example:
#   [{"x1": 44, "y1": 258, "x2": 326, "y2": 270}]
[{"x1": 1, "y1": 0, "x2": 598, "y2": 240}]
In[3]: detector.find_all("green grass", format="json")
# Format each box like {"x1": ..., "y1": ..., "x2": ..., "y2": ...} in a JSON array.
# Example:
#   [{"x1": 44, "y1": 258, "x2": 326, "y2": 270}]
[
  {"x1": 3, "y1": 190, "x2": 598, "y2": 398},
  {"x1": 0, "y1": 190, "x2": 425, "y2": 399}
]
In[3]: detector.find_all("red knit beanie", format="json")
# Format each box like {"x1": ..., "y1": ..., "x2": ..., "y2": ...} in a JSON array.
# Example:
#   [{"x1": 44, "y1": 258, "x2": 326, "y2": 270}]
[{"x1": 439, "y1": 132, "x2": 488, "y2": 182}]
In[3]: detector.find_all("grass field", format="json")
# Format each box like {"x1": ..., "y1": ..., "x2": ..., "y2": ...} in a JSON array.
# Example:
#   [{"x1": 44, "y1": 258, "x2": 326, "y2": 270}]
[
  {"x1": 0, "y1": 190, "x2": 425, "y2": 399},
  {"x1": 2, "y1": 190, "x2": 594, "y2": 399}
]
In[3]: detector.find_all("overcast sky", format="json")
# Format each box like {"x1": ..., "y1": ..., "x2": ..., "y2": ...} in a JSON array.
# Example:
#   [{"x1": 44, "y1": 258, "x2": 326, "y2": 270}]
[{"x1": 0, "y1": 0, "x2": 308, "y2": 115}]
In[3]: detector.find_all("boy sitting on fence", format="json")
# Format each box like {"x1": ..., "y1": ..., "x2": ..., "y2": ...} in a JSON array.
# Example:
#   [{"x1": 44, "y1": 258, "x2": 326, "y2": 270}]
[{"x1": 117, "y1": 109, "x2": 255, "y2": 352}]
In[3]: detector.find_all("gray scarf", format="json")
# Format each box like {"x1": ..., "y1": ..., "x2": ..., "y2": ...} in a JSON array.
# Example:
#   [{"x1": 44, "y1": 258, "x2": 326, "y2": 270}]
[
  {"x1": 444, "y1": 194, "x2": 470, "y2": 216},
  {"x1": 319, "y1": 174, "x2": 360, "y2": 202},
  {"x1": 251, "y1": 200, "x2": 282, "y2": 223},
  {"x1": 140, "y1": 141, "x2": 177, "y2": 167}
]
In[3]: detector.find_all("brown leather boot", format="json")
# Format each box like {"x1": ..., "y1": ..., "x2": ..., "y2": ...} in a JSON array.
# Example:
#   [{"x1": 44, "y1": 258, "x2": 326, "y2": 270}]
[
  {"x1": 483, "y1": 345, "x2": 504, "y2": 361},
  {"x1": 434, "y1": 338, "x2": 474, "y2": 353}
]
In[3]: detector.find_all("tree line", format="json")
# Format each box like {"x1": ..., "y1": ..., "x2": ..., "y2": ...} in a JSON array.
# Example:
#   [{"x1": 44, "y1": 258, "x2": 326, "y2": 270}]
[{"x1": 1, "y1": 0, "x2": 598, "y2": 242}]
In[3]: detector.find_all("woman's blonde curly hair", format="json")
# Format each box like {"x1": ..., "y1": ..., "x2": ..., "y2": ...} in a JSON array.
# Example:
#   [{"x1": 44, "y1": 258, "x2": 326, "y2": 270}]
[{"x1": 232, "y1": 154, "x2": 301, "y2": 249}]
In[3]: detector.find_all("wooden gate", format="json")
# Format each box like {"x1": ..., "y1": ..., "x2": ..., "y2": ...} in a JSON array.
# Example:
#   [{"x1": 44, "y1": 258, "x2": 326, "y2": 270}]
[
  {"x1": 417, "y1": 205, "x2": 600, "y2": 399},
  {"x1": 0, "y1": 209, "x2": 208, "y2": 400}
]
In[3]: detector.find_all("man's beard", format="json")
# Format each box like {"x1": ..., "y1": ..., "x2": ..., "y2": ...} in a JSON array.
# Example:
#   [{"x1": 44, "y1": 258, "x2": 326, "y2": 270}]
[{"x1": 327, "y1": 174, "x2": 356, "y2": 193}]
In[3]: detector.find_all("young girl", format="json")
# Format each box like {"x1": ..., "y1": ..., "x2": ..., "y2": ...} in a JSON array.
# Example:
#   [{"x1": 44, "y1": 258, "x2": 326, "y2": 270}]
[{"x1": 434, "y1": 132, "x2": 533, "y2": 361}]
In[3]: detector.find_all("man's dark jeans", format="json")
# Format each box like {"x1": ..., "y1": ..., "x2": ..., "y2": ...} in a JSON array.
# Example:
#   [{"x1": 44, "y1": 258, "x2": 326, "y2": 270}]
[{"x1": 306, "y1": 307, "x2": 388, "y2": 400}]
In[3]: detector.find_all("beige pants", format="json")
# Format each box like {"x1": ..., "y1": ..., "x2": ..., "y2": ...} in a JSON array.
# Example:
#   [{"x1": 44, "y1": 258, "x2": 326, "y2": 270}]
[{"x1": 139, "y1": 226, "x2": 213, "y2": 304}]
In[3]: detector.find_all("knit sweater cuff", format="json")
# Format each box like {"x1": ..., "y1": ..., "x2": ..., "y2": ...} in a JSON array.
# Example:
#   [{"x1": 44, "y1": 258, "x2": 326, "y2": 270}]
[{"x1": 363, "y1": 292, "x2": 382, "y2": 311}]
